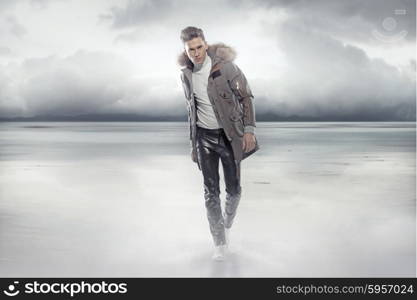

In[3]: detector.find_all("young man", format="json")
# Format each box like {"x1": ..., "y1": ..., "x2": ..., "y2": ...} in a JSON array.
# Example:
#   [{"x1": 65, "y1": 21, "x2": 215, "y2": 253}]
[{"x1": 178, "y1": 26, "x2": 259, "y2": 261}]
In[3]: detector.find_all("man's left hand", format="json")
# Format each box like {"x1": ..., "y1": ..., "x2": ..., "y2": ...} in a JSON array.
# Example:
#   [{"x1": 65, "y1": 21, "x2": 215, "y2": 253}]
[{"x1": 242, "y1": 132, "x2": 256, "y2": 153}]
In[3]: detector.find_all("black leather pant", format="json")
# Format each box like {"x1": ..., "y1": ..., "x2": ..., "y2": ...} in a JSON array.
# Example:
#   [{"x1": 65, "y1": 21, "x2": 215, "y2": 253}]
[{"x1": 196, "y1": 125, "x2": 242, "y2": 246}]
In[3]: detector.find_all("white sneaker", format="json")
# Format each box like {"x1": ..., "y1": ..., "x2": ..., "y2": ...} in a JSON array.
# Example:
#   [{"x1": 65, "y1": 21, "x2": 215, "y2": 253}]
[{"x1": 212, "y1": 244, "x2": 227, "y2": 261}]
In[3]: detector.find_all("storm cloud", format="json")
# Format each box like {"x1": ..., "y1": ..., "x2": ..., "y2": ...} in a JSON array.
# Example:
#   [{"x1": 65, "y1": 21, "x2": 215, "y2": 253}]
[
  {"x1": 254, "y1": 16, "x2": 416, "y2": 120},
  {"x1": 0, "y1": 0, "x2": 415, "y2": 121},
  {"x1": 0, "y1": 50, "x2": 183, "y2": 118}
]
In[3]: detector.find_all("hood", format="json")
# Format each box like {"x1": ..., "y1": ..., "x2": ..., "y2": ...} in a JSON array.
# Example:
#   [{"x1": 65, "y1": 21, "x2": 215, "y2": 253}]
[{"x1": 177, "y1": 42, "x2": 237, "y2": 69}]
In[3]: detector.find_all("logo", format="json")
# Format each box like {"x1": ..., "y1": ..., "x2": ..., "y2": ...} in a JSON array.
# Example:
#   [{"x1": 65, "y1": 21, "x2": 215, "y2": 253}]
[
  {"x1": 3, "y1": 281, "x2": 20, "y2": 297},
  {"x1": 3, "y1": 280, "x2": 128, "y2": 297},
  {"x1": 371, "y1": 9, "x2": 408, "y2": 43}
]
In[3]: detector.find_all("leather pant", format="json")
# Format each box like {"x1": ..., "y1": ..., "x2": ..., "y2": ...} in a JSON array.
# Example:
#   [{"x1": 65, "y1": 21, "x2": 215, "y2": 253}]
[{"x1": 196, "y1": 125, "x2": 242, "y2": 246}]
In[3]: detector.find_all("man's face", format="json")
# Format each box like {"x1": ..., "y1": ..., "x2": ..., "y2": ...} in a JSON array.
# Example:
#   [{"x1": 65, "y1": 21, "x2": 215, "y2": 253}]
[{"x1": 184, "y1": 37, "x2": 208, "y2": 65}]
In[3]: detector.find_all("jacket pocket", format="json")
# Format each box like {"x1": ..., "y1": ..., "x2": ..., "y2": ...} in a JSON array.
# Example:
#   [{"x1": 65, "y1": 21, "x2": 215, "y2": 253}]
[
  {"x1": 216, "y1": 90, "x2": 233, "y2": 107},
  {"x1": 233, "y1": 119, "x2": 244, "y2": 137},
  {"x1": 230, "y1": 111, "x2": 244, "y2": 137},
  {"x1": 219, "y1": 89, "x2": 233, "y2": 99}
]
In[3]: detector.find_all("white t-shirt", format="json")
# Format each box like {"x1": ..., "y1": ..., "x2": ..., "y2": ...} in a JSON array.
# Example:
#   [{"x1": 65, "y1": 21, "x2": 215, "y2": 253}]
[{"x1": 192, "y1": 54, "x2": 222, "y2": 129}]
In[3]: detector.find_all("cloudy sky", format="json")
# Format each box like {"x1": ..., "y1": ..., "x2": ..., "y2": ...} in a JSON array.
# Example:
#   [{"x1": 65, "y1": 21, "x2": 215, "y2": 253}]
[{"x1": 0, "y1": 0, "x2": 415, "y2": 121}]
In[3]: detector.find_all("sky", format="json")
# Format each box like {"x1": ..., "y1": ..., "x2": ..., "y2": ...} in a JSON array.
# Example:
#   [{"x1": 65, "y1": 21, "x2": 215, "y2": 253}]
[{"x1": 0, "y1": 0, "x2": 415, "y2": 121}]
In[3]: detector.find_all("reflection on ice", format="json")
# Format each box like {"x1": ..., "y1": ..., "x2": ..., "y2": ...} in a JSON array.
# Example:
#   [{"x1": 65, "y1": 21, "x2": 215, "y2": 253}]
[{"x1": 0, "y1": 122, "x2": 415, "y2": 277}]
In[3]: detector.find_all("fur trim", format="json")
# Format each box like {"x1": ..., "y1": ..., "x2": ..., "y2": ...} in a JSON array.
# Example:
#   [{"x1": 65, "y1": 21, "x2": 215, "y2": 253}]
[{"x1": 177, "y1": 42, "x2": 237, "y2": 68}]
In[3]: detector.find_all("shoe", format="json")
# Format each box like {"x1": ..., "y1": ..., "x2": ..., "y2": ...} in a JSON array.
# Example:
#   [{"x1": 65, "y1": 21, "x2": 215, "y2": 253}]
[{"x1": 212, "y1": 244, "x2": 227, "y2": 261}]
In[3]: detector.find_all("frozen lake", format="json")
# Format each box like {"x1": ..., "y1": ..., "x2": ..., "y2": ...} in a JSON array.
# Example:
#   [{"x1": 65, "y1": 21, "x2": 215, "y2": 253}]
[{"x1": 0, "y1": 122, "x2": 415, "y2": 277}]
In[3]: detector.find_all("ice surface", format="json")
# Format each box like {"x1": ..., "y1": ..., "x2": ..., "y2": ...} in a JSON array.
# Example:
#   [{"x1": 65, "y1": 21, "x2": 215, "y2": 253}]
[{"x1": 0, "y1": 122, "x2": 415, "y2": 277}]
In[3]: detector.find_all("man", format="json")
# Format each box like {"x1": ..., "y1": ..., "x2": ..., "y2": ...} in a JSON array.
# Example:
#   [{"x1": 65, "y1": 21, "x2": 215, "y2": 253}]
[{"x1": 178, "y1": 26, "x2": 259, "y2": 261}]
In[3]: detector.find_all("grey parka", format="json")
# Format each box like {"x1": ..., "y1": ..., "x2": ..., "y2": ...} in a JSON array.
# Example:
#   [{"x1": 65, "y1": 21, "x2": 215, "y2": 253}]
[{"x1": 178, "y1": 42, "x2": 259, "y2": 170}]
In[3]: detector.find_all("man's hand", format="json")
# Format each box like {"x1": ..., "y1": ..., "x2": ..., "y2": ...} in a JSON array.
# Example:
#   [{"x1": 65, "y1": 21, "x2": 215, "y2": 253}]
[{"x1": 242, "y1": 132, "x2": 256, "y2": 153}]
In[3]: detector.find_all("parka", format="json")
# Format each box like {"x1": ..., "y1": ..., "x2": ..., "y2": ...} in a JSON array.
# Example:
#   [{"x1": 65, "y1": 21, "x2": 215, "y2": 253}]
[{"x1": 178, "y1": 42, "x2": 259, "y2": 170}]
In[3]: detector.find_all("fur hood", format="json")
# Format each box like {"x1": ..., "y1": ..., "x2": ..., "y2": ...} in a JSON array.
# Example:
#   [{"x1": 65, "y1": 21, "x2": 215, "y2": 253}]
[{"x1": 178, "y1": 42, "x2": 237, "y2": 69}]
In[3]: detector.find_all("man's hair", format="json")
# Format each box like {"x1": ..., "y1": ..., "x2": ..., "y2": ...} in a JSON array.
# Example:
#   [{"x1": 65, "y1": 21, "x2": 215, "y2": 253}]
[{"x1": 180, "y1": 26, "x2": 206, "y2": 43}]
